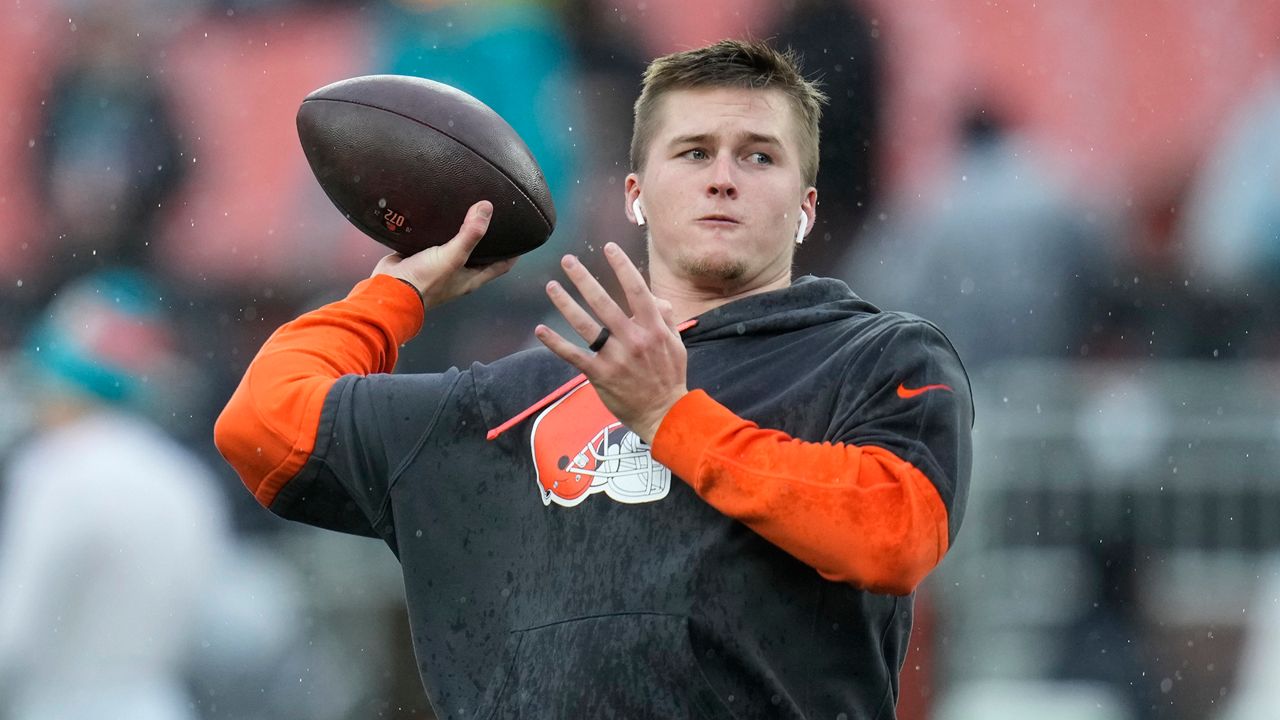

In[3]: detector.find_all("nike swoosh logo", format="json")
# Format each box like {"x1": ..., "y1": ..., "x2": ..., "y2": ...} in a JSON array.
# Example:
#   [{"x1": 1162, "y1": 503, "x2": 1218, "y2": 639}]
[{"x1": 897, "y1": 382, "x2": 953, "y2": 399}]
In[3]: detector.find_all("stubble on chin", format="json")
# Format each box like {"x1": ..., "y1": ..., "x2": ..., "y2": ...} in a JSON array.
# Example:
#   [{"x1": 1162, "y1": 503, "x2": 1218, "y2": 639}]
[{"x1": 678, "y1": 253, "x2": 747, "y2": 284}]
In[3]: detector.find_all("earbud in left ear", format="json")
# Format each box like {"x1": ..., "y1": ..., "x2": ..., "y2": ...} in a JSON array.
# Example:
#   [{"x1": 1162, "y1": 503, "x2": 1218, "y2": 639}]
[{"x1": 794, "y1": 211, "x2": 808, "y2": 245}]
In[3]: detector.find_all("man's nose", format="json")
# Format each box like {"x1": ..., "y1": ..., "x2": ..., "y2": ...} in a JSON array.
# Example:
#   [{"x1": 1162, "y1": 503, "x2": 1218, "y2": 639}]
[{"x1": 706, "y1": 156, "x2": 738, "y2": 198}]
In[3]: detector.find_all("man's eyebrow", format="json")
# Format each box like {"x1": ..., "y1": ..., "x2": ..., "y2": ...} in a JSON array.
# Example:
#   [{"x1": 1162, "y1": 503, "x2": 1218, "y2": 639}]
[
  {"x1": 740, "y1": 132, "x2": 784, "y2": 147},
  {"x1": 667, "y1": 132, "x2": 784, "y2": 147},
  {"x1": 668, "y1": 133, "x2": 713, "y2": 147}
]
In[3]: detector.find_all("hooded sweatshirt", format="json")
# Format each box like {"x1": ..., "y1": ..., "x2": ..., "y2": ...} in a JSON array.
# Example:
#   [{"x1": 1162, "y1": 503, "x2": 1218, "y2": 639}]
[{"x1": 215, "y1": 273, "x2": 972, "y2": 720}]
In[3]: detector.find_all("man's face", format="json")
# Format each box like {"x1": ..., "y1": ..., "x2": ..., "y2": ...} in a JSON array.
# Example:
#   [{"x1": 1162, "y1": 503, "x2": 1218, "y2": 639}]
[{"x1": 627, "y1": 86, "x2": 816, "y2": 291}]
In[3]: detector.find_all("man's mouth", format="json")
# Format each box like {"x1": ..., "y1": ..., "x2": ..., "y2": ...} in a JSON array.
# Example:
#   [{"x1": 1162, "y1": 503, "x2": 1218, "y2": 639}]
[{"x1": 697, "y1": 214, "x2": 740, "y2": 225}]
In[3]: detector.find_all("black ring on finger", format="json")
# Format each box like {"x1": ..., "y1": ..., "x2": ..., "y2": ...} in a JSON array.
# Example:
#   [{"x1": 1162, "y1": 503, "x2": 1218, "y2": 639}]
[{"x1": 588, "y1": 327, "x2": 611, "y2": 352}]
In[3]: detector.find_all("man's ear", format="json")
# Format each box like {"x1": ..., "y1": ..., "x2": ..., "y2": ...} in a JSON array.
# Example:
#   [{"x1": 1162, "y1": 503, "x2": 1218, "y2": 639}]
[
  {"x1": 797, "y1": 187, "x2": 818, "y2": 243},
  {"x1": 624, "y1": 173, "x2": 644, "y2": 226}
]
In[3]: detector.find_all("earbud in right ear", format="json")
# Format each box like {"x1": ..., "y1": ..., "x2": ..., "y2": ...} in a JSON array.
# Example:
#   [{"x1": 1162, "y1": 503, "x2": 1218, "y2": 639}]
[
  {"x1": 794, "y1": 211, "x2": 808, "y2": 245},
  {"x1": 632, "y1": 198, "x2": 646, "y2": 227}
]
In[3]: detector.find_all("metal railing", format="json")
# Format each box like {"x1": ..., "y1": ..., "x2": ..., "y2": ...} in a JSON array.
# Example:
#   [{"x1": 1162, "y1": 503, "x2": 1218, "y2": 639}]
[{"x1": 934, "y1": 360, "x2": 1280, "y2": 683}]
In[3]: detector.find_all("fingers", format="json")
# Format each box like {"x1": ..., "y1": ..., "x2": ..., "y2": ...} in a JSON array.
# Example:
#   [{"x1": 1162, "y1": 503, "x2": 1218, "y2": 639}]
[
  {"x1": 451, "y1": 256, "x2": 514, "y2": 296},
  {"x1": 545, "y1": 279, "x2": 604, "y2": 345},
  {"x1": 602, "y1": 242, "x2": 662, "y2": 324},
  {"x1": 552, "y1": 244, "x2": 676, "y2": 348},
  {"x1": 446, "y1": 201, "x2": 494, "y2": 266},
  {"x1": 475, "y1": 256, "x2": 517, "y2": 283},
  {"x1": 559, "y1": 253, "x2": 632, "y2": 332},
  {"x1": 534, "y1": 324, "x2": 593, "y2": 373}
]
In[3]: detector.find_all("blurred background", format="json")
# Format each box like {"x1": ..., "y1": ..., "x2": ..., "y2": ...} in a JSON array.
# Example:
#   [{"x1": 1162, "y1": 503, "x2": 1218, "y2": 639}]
[{"x1": 0, "y1": 0, "x2": 1278, "y2": 717}]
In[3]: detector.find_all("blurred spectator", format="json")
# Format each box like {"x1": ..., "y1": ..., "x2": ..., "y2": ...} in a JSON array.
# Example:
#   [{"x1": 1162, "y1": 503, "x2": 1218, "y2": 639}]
[
  {"x1": 1178, "y1": 68, "x2": 1280, "y2": 358},
  {"x1": 838, "y1": 106, "x2": 1115, "y2": 370},
  {"x1": 32, "y1": 0, "x2": 198, "y2": 300},
  {"x1": 1220, "y1": 556, "x2": 1280, "y2": 720},
  {"x1": 774, "y1": 0, "x2": 883, "y2": 276},
  {"x1": 561, "y1": 0, "x2": 650, "y2": 278},
  {"x1": 1181, "y1": 69, "x2": 1280, "y2": 301},
  {"x1": 0, "y1": 0, "x2": 203, "y2": 368},
  {"x1": 0, "y1": 269, "x2": 231, "y2": 720},
  {"x1": 1084, "y1": 176, "x2": 1251, "y2": 362},
  {"x1": 1053, "y1": 531, "x2": 1161, "y2": 720}
]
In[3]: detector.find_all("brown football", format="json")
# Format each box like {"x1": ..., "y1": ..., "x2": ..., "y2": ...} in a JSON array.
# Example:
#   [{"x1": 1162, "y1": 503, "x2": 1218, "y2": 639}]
[{"x1": 297, "y1": 75, "x2": 556, "y2": 266}]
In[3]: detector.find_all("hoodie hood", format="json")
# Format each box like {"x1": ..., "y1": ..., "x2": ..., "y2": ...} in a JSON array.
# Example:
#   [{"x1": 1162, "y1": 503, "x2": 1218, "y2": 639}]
[{"x1": 681, "y1": 275, "x2": 881, "y2": 342}]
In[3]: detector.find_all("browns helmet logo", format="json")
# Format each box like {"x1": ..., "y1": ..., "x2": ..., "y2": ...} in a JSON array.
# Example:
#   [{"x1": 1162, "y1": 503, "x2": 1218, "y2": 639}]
[{"x1": 529, "y1": 383, "x2": 671, "y2": 507}]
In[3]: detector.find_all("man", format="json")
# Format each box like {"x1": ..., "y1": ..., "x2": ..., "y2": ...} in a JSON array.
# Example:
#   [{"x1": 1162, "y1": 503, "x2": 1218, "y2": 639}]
[
  {"x1": 1, "y1": 270, "x2": 230, "y2": 720},
  {"x1": 216, "y1": 39, "x2": 972, "y2": 718}
]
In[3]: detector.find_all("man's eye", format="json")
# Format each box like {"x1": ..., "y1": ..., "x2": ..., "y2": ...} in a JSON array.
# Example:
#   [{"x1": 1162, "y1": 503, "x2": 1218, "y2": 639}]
[
  {"x1": 749, "y1": 152, "x2": 773, "y2": 165},
  {"x1": 683, "y1": 149, "x2": 708, "y2": 160}
]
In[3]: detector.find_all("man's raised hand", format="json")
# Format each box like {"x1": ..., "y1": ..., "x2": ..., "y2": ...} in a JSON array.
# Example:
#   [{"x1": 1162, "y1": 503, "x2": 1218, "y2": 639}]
[{"x1": 535, "y1": 242, "x2": 688, "y2": 444}]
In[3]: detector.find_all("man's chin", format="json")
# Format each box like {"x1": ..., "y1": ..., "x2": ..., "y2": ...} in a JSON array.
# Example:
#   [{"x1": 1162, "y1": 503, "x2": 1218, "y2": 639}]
[{"x1": 678, "y1": 255, "x2": 747, "y2": 286}]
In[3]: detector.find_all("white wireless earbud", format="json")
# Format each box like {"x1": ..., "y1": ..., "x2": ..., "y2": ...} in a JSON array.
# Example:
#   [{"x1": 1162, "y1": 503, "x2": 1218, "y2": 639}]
[
  {"x1": 794, "y1": 211, "x2": 808, "y2": 245},
  {"x1": 632, "y1": 198, "x2": 646, "y2": 227}
]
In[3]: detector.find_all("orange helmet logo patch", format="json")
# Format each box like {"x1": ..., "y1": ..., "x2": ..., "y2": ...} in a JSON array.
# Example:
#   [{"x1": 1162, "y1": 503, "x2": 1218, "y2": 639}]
[{"x1": 529, "y1": 383, "x2": 671, "y2": 507}]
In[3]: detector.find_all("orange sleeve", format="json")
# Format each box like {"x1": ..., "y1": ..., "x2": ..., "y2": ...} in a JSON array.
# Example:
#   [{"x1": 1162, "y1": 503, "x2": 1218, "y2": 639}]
[
  {"x1": 650, "y1": 390, "x2": 950, "y2": 595},
  {"x1": 213, "y1": 274, "x2": 424, "y2": 507}
]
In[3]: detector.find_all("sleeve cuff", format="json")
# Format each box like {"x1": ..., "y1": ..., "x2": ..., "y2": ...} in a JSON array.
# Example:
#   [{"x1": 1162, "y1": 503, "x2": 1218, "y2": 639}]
[
  {"x1": 348, "y1": 274, "x2": 426, "y2": 347},
  {"x1": 650, "y1": 389, "x2": 751, "y2": 488}
]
